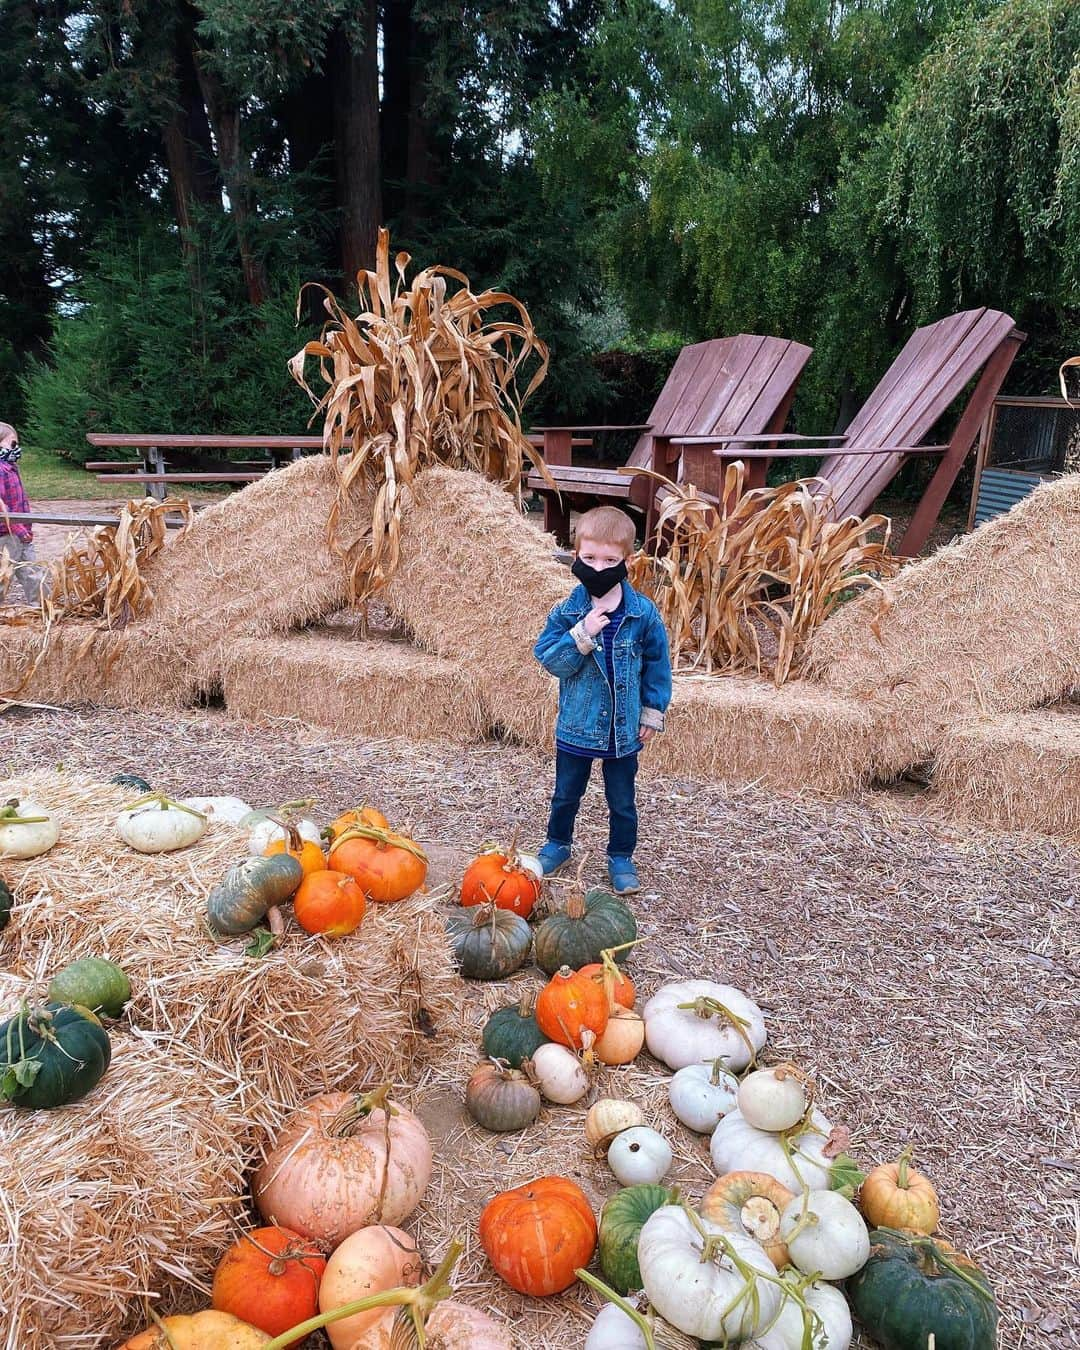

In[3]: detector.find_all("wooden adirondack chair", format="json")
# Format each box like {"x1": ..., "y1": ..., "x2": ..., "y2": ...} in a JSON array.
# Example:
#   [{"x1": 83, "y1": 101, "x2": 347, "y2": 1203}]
[
  {"x1": 665, "y1": 308, "x2": 1024, "y2": 556},
  {"x1": 526, "y1": 334, "x2": 813, "y2": 544}
]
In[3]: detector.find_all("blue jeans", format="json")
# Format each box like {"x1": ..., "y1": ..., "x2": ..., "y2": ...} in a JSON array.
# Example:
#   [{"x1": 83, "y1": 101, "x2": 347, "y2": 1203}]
[{"x1": 547, "y1": 748, "x2": 638, "y2": 858}]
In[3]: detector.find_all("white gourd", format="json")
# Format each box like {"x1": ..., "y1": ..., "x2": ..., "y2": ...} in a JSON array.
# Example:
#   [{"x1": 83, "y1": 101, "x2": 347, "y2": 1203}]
[
  {"x1": 643, "y1": 980, "x2": 766, "y2": 1072},
  {"x1": 585, "y1": 1305, "x2": 648, "y2": 1350},
  {"x1": 779, "y1": 1191, "x2": 870, "y2": 1280},
  {"x1": 180, "y1": 795, "x2": 252, "y2": 824},
  {"x1": 710, "y1": 1108, "x2": 836, "y2": 1191},
  {"x1": 668, "y1": 1060, "x2": 739, "y2": 1133},
  {"x1": 529, "y1": 1043, "x2": 588, "y2": 1103},
  {"x1": 608, "y1": 1127, "x2": 673, "y2": 1186},
  {"x1": 747, "y1": 1275, "x2": 853, "y2": 1350},
  {"x1": 247, "y1": 815, "x2": 321, "y2": 854},
  {"x1": 517, "y1": 852, "x2": 543, "y2": 880},
  {"x1": 738, "y1": 1067, "x2": 810, "y2": 1133},
  {"x1": 0, "y1": 797, "x2": 59, "y2": 859},
  {"x1": 117, "y1": 797, "x2": 207, "y2": 853},
  {"x1": 638, "y1": 1205, "x2": 781, "y2": 1341}
]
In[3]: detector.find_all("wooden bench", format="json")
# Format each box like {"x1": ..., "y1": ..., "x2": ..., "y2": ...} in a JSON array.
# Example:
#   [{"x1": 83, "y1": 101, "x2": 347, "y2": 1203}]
[{"x1": 1, "y1": 510, "x2": 193, "y2": 530}]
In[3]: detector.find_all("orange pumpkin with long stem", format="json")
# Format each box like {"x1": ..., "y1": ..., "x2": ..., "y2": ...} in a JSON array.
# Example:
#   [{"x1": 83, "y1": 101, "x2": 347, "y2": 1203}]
[
  {"x1": 329, "y1": 825, "x2": 427, "y2": 903},
  {"x1": 460, "y1": 842, "x2": 541, "y2": 919},
  {"x1": 859, "y1": 1144, "x2": 941, "y2": 1234},
  {"x1": 479, "y1": 1177, "x2": 596, "y2": 1296},
  {"x1": 536, "y1": 965, "x2": 609, "y2": 1049},
  {"x1": 293, "y1": 870, "x2": 367, "y2": 937},
  {"x1": 211, "y1": 1226, "x2": 326, "y2": 1346},
  {"x1": 327, "y1": 806, "x2": 390, "y2": 844},
  {"x1": 264, "y1": 821, "x2": 326, "y2": 879}
]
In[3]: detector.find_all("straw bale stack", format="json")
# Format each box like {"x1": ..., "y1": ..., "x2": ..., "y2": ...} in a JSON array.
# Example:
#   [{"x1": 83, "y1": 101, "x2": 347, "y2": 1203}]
[
  {"x1": 808, "y1": 475, "x2": 1080, "y2": 776},
  {"x1": 2, "y1": 771, "x2": 467, "y2": 1130},
  {"x1": 221, "y1": 629, "x2": 487, "y2": 743},
  {"x1": 382, "y1": 466, "x2": 566, "y2": 745},
  {"x1": 646, "y1": 675, "x2": 878, "y2": 796},
  {"x1": 932, "y1": 705, "x2": 1080, "y2": 842},
  {"x1": 0, "y1": 995, "x2": 249, "y2": 1350}
]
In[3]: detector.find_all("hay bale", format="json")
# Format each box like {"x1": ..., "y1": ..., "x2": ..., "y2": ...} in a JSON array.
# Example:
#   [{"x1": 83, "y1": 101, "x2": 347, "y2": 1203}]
[
  {"x1": 645, "y1": 675, "x2": 878, "y2": 796},
  {"x1": 382, "y1": 466, "x2": 566, "y2": 744},
  {"x1": 932, "y1": 706, "x2": 1080, "y2": 842},
  {"x1": 2, "y1": 771, "x2": 466, "y2": 1130},
  {"x1": 808, "y1": 475, "x2": 1080, "y2": 775},
  {"x1": 0, "y1": 1007, "x2": 249, "y2": 1350},
  {"x1": 221, "y1": 630, "x2": 488, "y2": 743}
]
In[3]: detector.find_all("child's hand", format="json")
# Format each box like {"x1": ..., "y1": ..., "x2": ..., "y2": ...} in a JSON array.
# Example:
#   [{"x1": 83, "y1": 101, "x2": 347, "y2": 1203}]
[
  {"x1": 640, "y1": 726, "x2": 657, "y2": 743},
  {"x1": 582, "y1": 609, "x2": 610, "y2": 637}
]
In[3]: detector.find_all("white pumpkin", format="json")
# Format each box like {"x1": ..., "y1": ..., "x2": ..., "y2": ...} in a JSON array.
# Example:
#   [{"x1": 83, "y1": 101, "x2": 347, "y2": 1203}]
[
  {"x1": 668, "y1": 1059, "x2": 739, "y2": 1133},
  {"x1": 779, "y1": 1191, "x2": 869, "y2": 1280},
  {"x1": 247, "y1": 814, "x2": 321, "y2": 855},
  {"x1": 116, "y1": 796, "x2": 207, "y2": 853},
  {"x1": 0, "y1": 797, "x2": 59, "y2": 859},
  {"x1": 608, "y1": 1127, "x2": 673, "y2": 1186},
  {"x1": 517, "y1": 852, "x2": 543, "y2": 880},
  {"x1": 710, "y1": 1108, "x2": 836, "y2": 1191},
  {"x1": 180, "y1": 795, "x2": 252, "y2": 824},
  {"x1": 643, "y1": 980, "x2": 766, "y2": 1072},
  {"x1": 529, "y1": 1042, "x2": 588, "y2": 1103},
  {"x1": 638, "y1": 1205, "x2": 781, "y2": 1341},
  {"x1": 738, "y1": 1067, "x2": 811, "y2": 1133},
  {"x1": 747, "y1": 1274, "x2": 852, "y2": 1350},
  {"x1": 583, "y1": 1302, "x2": 697, "y2": 1350}
]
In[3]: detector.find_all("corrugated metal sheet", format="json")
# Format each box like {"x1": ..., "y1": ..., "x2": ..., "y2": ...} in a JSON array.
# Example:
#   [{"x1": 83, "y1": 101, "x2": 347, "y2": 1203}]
[{"x1": 973, "y1": 468, "x2": 1046, "y2": 526}]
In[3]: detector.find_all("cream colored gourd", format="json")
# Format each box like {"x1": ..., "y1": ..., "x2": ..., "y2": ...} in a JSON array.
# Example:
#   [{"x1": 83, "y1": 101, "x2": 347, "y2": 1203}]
[
  {"x1": 738, "y1": 1067, "x2": 810, "y2": 1133},
  {"x1": 248, "y1": 815, "x2": 321, "y2": 855},
  {"x1": 710, "y1": 1108, "x2": 835, "y2": 1191},
  {"x1": 668, "y1": 1059, "x2": 739, "y2": 1133},
  {"x1": 638, "y1": 1206, "x2": 781, "y2": 1341},
  {"x1": 528, "y1": 1042, "x2": 588, "y2": 1104},
  {"x1": 594, "y1": 1007, "x2": 645, "y2": 1065},
  {"x1": 608, "y1": 1127, "x2": 673, "y2": 1186},
  {"x1": 348, "y1": 1301, "x2": 514, "y2": 1349},
  {"x1": 117, "y1": 795, "x2": 207, "y2": 853},
  {"x1": 585, "y1": 1304, "x2": 649, "y2": 1350},
  {"x1": 779, "y1": 1191, "x2": 869, "y2": 1280},
  {"x1": 0, "y1": 796, "x2": 59, "y2": 858},
  {"x1": 747, "y1": 1273, "x2": 853, "y2": 1350},
  {"x1": 643, "y1": 980, "x2": 766, "y2": 1072},
  {"x1": 181, "y1": 795, "x2": 253, "y2": 824},
  {"x1": 586, "y1": 1099, "x2": 645, "y2": 1151},
  {"x1": 320, "y1": 1225, "x2": 421, "y2": 1347}
]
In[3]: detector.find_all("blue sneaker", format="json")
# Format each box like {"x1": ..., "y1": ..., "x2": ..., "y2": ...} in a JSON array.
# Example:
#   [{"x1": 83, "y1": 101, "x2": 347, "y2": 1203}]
[
  {"x1": 536, "y1": 841, "x2": 572, "y2": 876},
  {"x1": 608, "y1": 855, "x2": 640, "y2": 895}
]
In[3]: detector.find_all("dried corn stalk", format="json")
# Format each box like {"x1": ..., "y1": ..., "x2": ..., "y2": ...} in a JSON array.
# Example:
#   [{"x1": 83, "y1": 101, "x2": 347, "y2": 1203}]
[
  {"x1": 290, "y1": 228, "x2": 551, "y2": 601},
  {"x1": 628, "y1": 466, "x2": 898, "y2": 685}
]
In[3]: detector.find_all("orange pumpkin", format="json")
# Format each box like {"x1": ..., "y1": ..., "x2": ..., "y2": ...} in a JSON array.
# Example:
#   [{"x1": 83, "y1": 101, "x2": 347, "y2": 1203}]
[
  {"x1": 328, "y1": 806, "x2": 390, "y2": 843},
  {"x1": 460, "y1": 850, "x2": 541, "y2": 918},
  {"x1": 535, "y1": 965, "x2": 609, "y2": 1049},
  {"x1": 293, "y1": 870, "x2": 367, "y2": 937},
  {"x1": 265, "y1": 824, "x2": 326, "y2": 879},
  {"x1": 859, "y1": 1145, "x2": 941, "y2": 1234},
  {"x1": 592, "y1": 1006, "x2": 645, "y2": 1065},
  {"x1": 578, "y1": 960, "x2": 636, "y2": 1010},
  {"x1": 329, "y1": 828, "x2": 427, "y2": 903},
  {"x1": 479, "y1": 1176, "x2": 596, "y2": 1296},
  {"x1": 211, "y1": 1226, "x2": 326, "y2": 1346}
]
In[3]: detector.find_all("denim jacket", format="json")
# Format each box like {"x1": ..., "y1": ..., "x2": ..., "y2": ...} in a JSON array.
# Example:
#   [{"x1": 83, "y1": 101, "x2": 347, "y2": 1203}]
[{"x1": 534, "y1": 581, "x2": 673, "y2": 756}]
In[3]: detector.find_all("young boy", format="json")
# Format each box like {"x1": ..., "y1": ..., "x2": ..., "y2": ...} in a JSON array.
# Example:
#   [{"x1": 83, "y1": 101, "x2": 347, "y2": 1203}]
[
  {"x1": 0, "y1": 422, "x2": 43, "y2": 606},
  {"x1": 533, "y1": 505, "x2": 672, "y2": 894}
]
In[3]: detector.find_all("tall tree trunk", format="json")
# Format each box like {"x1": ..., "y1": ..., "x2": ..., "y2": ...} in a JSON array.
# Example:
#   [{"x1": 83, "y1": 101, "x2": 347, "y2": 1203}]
[
  {"x1": 161, "y1": 3, "x2": 220, "y2": 249},
  {"x1": 332, "y1": 6, "x2": 382, "y2": 288},
  {"x1": 381, "y1": 0, "x2": 411, "y2": 223}
]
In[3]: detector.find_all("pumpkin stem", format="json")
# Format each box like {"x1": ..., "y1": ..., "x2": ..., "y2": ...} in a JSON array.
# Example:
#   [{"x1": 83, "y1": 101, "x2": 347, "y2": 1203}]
[
  {"x1": 122, "y1": 792, "x2": 207, "y2": 820},
  {"x1": 516, "y1": 990, "x2": 536, "y2": 1018},
  {"x1": 268, "y1": 816, "x2": 303, "y2": 852},
  {"x1": 681, "y1": 1204, "x2": 764, "y2": 1329},
  {"x1": 896, "y1": 1142, "x2": 914, "y2": 1189},
  {"x1": 574, "y1": 1270, "x2": 658, "y2": 1350},
  {"x1": 143, "y1": 1299, "x2": 182, "y2": 1349},
  {"x1": 0, "y1": 808, "x2": 49, "y2": 824},
  {"x1": 676, "y1": 996, "x2": 756, "y2": 1067},
  {"x1": 875, "y1": 1227, "x2": 995, "y2": 1304},
  {"x1": 329, "y1": 1082, "x2": 398, "y2": 1135},
  {"x1": 331, "y1": 822, "x2": 427, "y2": 862}
]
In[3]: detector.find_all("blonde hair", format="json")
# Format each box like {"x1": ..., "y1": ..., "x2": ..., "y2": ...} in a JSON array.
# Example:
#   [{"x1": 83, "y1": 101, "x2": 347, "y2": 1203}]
[
  {"x1": 0, "y1": 423, "x2": 16, "y2": 440},
  {"x1": 573, "y1": 505, "x2": 636, "y2": 557}
]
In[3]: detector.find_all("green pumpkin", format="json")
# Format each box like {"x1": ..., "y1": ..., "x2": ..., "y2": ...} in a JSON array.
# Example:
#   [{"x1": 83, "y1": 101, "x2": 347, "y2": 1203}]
[
  {"x1": 0, "y1": 878, "x2": 12, "y2": 931},
  {"x1": 0, "y1": 1002, "x2": 112, "y2": 1108},
  {"x1": 207, "y1": 854, "x2": 304, "y2": 934},
  {"x1": 481, "y1": 996, "x2": 549, "y2": 1067},
  {"x1": 848, "y1": 1228, "x2": 998, "y2": 1350},
  {"x1": 109, "y1": 772, "x2": 152, "y2": 792},
  {"x1": 446, "y1": 905, "x2": 531, "y2": 980},
  {"x1": 533, "y1": 886, "x2": 636, "y2": 975},
  {"x1": 48, "y1": 958, "x2": 131, "y2": 1019},
  {"x1": 599, "y1": 1186, "x2": 678, "y2": 1294}
]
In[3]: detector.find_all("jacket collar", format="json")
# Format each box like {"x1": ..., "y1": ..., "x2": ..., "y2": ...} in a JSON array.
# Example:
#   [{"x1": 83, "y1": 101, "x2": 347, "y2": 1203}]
[{"x1": 564, "y1": 579, "x2": 646, "y2": 620}]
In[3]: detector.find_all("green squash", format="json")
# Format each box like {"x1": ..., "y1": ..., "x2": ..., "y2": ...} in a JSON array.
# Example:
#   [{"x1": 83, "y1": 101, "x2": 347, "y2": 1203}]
[
  {"x1": 848, "y1": 1228, "x2": 998, "y2": 1350},
  {"x1": 0, "y1": 878, "x2": 12, "y2": 931},
  {"x1": 0, "y1": 1002, "x2": 112, "y2": 1108},
  {"x1": 446, "y1": 905, "x2": 531, "y2": 980},
  {"x1": 48, "y1": 958, "x2": 131, "y2": 1018},
  {"x1": 481, "y1": 995, "x2": 549, "y2": 1067},
  {"x1": 207, "y1": 854, "x2": 304, "y2": 934},
  {"x1": 599, "y1": 1185, "x2": 678, "y2": 1294},
  {"x1": 109, "y1": 772, "x2": 152, "y2": 792},
  {"x1": 533, "y1": 886, "x2": 636, "y2": 975}
]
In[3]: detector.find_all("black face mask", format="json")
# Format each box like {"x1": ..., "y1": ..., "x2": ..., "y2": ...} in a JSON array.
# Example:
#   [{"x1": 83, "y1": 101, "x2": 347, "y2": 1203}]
[{"x1": 572, "y1": 557, "x2": 627, "y2": 597}]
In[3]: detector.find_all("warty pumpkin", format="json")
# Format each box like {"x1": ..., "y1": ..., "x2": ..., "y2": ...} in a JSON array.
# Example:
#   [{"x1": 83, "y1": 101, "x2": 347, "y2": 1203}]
[
  {"x1": 536, "y1": 965, "x2": 609, "y2": 1048},
  {"x1": 211, "y1": 1226, "x2": 326, "y2": 1346},
  {"x1": 292, "y1": 869, "x2": 367, "y2": 937},
  {"x1": 479, "y1": 1175, "x2": 597, "y2": 1296},
  {"x1": 329, "y1": 824, "x2": 427, "y2": 902}
]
